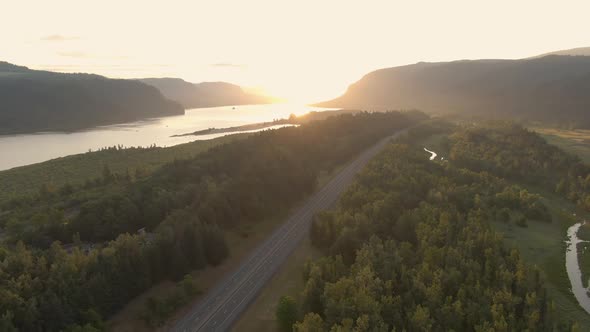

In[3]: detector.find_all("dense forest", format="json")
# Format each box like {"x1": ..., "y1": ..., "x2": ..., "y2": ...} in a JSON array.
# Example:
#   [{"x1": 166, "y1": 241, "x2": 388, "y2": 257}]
[
  {"x1": 284, "y1": 122, "x2": 590, "y2": 331},
  {"x1": 0, "y1": 134, "x2": 248, "y2": 203},
  {"x1": 0, "y1": 62, "x2": 183, "y2": 134},
  {"x1": 447, "y1": 123, "x2": 590, "y2": 211},
  {"x1": 0, "y1": 111, "x2": 424, "y2": 331},
  {"x1": 317, "y1": 55, "x2": 590, "y2": 128}
]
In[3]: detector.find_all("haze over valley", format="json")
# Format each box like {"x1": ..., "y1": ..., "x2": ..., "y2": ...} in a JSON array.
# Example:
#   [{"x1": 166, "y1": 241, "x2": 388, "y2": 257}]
[
  {"x1": 138, "y1": 78, "x2": 276, "y2": 109},
  {"x1": 319, "y1": 54, "x2": 590, "y2": 127},
  {"x1": 0, "y1": 62, "x2": 183, "y2": 134},
  {"x1": 2, "y1": 1, "x2": 590, "y2": 331}
]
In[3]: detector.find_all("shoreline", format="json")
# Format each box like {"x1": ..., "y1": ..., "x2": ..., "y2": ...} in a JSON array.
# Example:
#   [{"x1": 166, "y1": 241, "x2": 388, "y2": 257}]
[{"x1": 171, "y1": 119, "x2": 294, "y2": 137}]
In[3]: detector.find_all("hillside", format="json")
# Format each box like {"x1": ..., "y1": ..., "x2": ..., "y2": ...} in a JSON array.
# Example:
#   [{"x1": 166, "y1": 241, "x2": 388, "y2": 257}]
[
  {"x1": 0, "y1": 62, "x2": 184, "y2": 135},
  {"x1": 138, "y1": 78, "x2": 274, "y2": 108},
  {"x1": 536, "y1": 46, "x2": 590, "y2": 57},
  {"x1": 318, "y1": 55, "x2": 590, "y2": 127}
]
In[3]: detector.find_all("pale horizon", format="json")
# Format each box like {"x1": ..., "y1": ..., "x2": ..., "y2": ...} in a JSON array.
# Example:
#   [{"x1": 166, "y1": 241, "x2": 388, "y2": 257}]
[{"x1": 2, "y1": 0, "x2": 590, "y2": 103}]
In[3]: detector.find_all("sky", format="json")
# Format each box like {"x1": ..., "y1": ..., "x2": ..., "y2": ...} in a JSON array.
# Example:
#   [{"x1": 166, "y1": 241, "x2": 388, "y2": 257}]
[{"x1": 2, "y1": 0, "x2": 590, "y2": 103}]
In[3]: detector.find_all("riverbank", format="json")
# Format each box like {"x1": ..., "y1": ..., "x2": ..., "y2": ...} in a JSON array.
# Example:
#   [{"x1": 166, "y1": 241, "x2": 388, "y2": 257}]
[
  {"x1": 410, "y1": 124, "x2": 590, "y2": 325},
  {"x1": 0, "y1": 103, "x2": 336, "y2": 171},
  {"x1": 491, "y1": 193, "x2": 590, "y2": 326},
  {"x1": 172, "y1": 120, "x2": 294, "y2": 137},
  {"x1": 566, "y1": 222, "x2": 590, "y2": 314},
  {"x1": 171, "y1": 108, "x2": 359, "y2": 138},
  {"x1": 0, "y1": 134, "x2": 251, "y2": 204},
  {"x1": 576, "y1": 223, "x2": 590, "y2": 290}
]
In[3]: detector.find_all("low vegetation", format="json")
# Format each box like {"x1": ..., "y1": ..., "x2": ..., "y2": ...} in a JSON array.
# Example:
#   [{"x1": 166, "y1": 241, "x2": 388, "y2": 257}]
[
  {"x1": 139, "y1": 274, "x2": 201, "y2": 327},
  {"x1": 533, "y1": 127, "x2": 590, "y2": 163},
  {"x1": 0, "y1": 133, "x2": 249, "y2": 203}
]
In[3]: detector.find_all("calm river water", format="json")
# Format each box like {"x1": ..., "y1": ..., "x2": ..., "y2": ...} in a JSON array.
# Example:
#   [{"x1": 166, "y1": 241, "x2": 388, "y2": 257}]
[
  {"x1": 0, "y1": 104, "x2": 332, "y2": 171},
  {"x1": 565, "y1": 222, "x2": 590, "y2": 314}
]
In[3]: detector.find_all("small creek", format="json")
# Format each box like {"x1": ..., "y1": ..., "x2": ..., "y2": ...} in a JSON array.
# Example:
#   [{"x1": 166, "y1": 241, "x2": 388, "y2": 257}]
[
  {"x1": 424, "y1": 147, "x2": 437, "y2": 160},
  {"x1": 565, "y1": 222, "x2": 590, "y2": 314}
]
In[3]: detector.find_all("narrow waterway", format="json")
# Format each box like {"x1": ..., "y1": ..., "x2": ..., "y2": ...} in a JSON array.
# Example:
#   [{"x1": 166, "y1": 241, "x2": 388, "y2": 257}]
[
  {"x1": 565, "y1": 222, "x2": 590, "y2": 314},
  {"x1": 424, "y1": 147, "x2": 437, "y2": 160}
]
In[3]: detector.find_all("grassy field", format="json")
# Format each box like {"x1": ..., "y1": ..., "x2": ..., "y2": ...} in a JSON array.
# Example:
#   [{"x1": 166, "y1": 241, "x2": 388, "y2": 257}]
[
  {"x1": 533, "y1": 127, "x2": 590, "y2": 163},
  {"x1": 493, "y1": 125, "x2": 590, "y2": 324},
  {"x1": 491, "y1": 192, "x2": 590, "y2": 326},
  {"x1": 533, "y1": 126, "x2": 590, "y2": 294},
  {"x1": 576, "y1": 223, "x2": 590, "y2": 289},
  {"x1": 0, "y1": 134, "x2": 249, "y2": 203}
]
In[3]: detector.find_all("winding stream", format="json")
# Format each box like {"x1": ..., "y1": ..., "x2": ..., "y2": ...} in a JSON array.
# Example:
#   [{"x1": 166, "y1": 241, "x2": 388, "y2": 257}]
[
  {"x1": 565, "y1": 222, "x2": 590, "y2": 314},
  {"x1": 419, "y1": 144, "x2": 590, "y2": 314},
  {"x1": 424, "y1": 147, "x2": 437, "y2": 160}
]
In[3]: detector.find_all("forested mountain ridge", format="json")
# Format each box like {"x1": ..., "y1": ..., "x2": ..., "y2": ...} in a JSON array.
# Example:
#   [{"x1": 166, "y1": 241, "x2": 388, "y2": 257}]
[
  {"x1": 317, "y1": 55, "x2": 590, "y2": 128},
  {"x1": 0, "y1": 62, "x2": 184, "y2": 135},
  {"x1": 138, "y1": 78, "x2": 275, "y2": 108}
]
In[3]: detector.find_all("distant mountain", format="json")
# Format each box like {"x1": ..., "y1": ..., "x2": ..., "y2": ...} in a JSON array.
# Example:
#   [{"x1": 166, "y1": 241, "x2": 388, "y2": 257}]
[
  {"x1": 138, "y1": 78, "x2": 275, "y2": 109},
  {"x1": 0, "y1": 62, "x2": 184, "y2": 135},
  {"x1": 317, "y1": 55, "x2": 590, "y2": 127},
  {"x1": 535, "y1": 46, "x2": 590, "y2": 57}
]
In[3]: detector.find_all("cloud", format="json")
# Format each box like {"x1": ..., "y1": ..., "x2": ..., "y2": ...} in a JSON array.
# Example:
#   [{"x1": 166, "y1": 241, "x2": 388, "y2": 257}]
[
  {"x1": 41, "y1": 34, "x2": 80, "y2": 42},
  {"x1": 57, "y1": 51, "x2": 88, "y2": 58},
  {"x1": 35, "y1": 64, "x2": 172, "y2": 73},
  {"x1": 56, "y1": 52, "x2": 132, "y2": 60},
  {"x1": 210, "y1": 63, "x2": 247, "y2": 69}
]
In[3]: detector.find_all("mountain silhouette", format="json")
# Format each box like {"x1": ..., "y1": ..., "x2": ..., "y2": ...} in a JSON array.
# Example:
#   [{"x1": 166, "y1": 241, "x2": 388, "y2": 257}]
[
  {"x1": 0, "y1": 62, "x2": 183, "y2": 134},
  {"x1": 317, "y1": 55, "x2": 590, "y2": 127},
  {"x1": 138, "y1": 78, "x2": 275, "y2": 109}
]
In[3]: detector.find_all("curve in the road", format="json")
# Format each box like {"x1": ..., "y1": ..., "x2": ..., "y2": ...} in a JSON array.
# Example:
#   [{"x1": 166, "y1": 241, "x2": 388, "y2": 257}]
[{"x1": 171, "y1": 129, "x2": 408, "y2": 332}]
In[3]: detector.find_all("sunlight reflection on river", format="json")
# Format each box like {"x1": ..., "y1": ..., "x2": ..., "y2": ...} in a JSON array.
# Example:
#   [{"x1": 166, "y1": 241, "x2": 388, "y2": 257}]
[{"x1": 0, "y1": 103, "x2": 334, "y2": 171}]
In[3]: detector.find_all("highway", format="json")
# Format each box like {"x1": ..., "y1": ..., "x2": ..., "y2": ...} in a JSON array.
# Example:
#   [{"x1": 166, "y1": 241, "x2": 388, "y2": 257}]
[{"x1": 171, "y1": 129, "x2": 407, "y2": 332}]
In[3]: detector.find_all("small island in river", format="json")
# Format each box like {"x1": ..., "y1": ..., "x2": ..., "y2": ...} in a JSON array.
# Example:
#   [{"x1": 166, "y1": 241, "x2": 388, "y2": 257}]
[
  {"x1": 171, "y1": 109, "x2": 358, "y2": 138},
  {"x1": 171, "y1": 119, "x2": 294, "y2": 137}
]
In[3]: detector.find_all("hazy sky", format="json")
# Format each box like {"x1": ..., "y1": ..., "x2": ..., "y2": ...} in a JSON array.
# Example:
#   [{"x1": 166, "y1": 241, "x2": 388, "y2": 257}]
[{"x1": 2, "y1": 0, "x2": 589, "y2": 102}]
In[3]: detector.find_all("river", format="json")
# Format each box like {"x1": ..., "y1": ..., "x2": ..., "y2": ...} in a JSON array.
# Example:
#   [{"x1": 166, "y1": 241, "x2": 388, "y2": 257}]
[
  {"x1": 424, "y1": 147, "x2": 437, "y2": 160},
  {"x1": 565, "y1": 222, "x2": 590, "y2": 314},
  {"x1": 0, "y1": 103, "x2": 332, "y2": 171}
]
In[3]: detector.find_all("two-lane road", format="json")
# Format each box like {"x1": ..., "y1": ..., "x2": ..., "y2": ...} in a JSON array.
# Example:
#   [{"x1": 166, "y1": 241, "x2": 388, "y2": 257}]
[{"x1": 172, "y1": 129, "x2": 407, "y2": 332}]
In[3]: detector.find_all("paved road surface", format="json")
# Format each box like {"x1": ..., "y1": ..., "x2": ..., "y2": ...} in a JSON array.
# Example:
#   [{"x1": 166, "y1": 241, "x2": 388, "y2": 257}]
[{"x1": 171, "y1": 129, "x2": 407, "y2": 332}]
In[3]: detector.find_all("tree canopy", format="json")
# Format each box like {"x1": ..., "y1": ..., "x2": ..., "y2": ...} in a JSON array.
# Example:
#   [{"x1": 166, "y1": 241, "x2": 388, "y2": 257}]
[
  {"x1": 293, "y1": 121, "x2": 587, "y2": 331},
  {"x1": 0, "y1": 111, "x2": 424, "y2": 330}
]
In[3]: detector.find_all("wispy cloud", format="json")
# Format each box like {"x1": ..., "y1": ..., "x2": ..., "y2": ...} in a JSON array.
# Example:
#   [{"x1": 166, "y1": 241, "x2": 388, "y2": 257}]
[
  {"x1": 210, "y1": 63, "x2": 247, "y2": 69},
  {"x1": 57, "y1": 51, "x2": 88, "y2": 58},
  {"x1": 55, "y1": 52, "x2": 132, "y2": 60},
  {"x1": 35, "y1": 64, "x2": 172, "y2": 74},
  {"x1": 41, "y1": 34, "x2": 80, "y2": 42}
]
